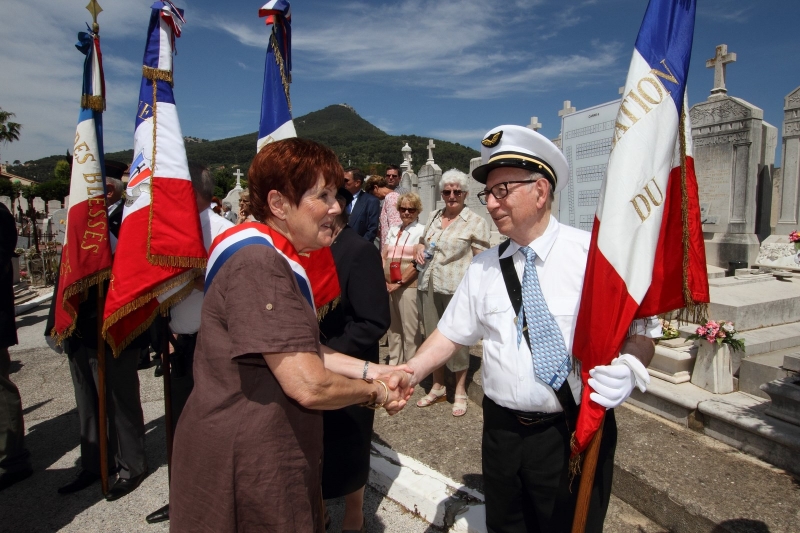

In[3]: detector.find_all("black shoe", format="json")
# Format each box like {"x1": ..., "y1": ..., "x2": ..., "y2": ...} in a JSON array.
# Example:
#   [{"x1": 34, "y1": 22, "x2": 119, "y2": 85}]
[
  {"x1": 105, "y1": 471, "x2": 147, "y2": 501},
  {"x1": 153, "y1": 362, "x2": 163, "y2": 378},
  {"x1": 0, "y1": 467, "x2": 33, "y2": 491},
  {"x1": 58, "y1": 469, "x2": 99, "y2": 494},
  {"x1": 146, "y1": 504, "x2": 170, "y2": 523}
]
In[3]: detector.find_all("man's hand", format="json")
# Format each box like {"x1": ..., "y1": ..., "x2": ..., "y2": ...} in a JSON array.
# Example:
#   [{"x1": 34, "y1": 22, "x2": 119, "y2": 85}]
[
  {"x1": 378, "y1": 370, "x2": 415, "y2": 415},
  {"x1": 588, "y1": 353, "x2": 650, "y2": 409}
]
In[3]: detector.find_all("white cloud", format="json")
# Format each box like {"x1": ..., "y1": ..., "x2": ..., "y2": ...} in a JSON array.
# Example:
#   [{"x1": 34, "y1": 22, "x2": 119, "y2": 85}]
[
  {"x1": 201, "y1": 0, "x2": 619, "y2": 100},
  {"x1": 0, "y1": 0, "x2": 151, "y2": 162},
  {"x1": 429, "y1": 128, "x2": 490, "y2": 144}
]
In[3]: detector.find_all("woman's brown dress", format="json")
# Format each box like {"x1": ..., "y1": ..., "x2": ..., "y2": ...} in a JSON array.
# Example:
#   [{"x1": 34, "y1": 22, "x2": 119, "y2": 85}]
[{"x1": 170, "y1": 245, "x2": 324, "y2": 533}]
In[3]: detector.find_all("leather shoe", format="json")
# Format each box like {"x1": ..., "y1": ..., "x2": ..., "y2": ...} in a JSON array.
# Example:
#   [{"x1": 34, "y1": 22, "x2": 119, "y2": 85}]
[
  {"x1": 146, "y1": 504, "x2": 170, "y2": 523},
  {"x1": 0, "y1": 467, "x2": 33, "y2": 491},
  {"x1": 105, "y1": 472, "x2": 147, "y2": 501},
  {"x1": 58, "y1": 469, "x2": 99, "y2": 494}
]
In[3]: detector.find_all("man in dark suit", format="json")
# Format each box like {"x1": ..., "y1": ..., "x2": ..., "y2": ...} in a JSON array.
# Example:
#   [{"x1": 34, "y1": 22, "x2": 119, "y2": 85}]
[
  {"x1": 105, "y1": 177, "x2": 124, "y2": 251},
  {"x1": 343, "y1": 167, "x2": 380, "y2": 242}
]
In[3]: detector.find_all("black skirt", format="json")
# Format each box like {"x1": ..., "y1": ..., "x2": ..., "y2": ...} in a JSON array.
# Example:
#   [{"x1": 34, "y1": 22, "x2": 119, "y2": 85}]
[{"x1": 321, "y1": 403, "x2": 375, "y2": 499}]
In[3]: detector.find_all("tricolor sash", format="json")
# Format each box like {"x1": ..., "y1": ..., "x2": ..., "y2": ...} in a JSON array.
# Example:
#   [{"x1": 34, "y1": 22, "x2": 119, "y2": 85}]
[{"x1": 207, "y1": 222, "x2": 314, "y2": 311}]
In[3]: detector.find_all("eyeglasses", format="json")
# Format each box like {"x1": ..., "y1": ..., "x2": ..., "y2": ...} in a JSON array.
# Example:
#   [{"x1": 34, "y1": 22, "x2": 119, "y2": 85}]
[
  {"x1": 442, "y1": 190, "x2": 464, "y2": 197},
  {"x1": 398, "y1": 207, "x2": 417, "y2": 213},
  {"x1": 477, "y1": 179, "x2": 537, "y2": 205}
]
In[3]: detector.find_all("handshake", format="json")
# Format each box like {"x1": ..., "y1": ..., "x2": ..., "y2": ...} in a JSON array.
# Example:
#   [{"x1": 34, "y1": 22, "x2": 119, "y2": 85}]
[{"x1": 369, "y1": 364, "x2": 415, "y2": 415}]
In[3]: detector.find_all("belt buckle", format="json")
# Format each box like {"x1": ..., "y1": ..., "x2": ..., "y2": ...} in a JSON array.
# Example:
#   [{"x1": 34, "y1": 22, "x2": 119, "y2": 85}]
[{"x1": 516, "y1": 415, "x2": 536, "y2": 426}]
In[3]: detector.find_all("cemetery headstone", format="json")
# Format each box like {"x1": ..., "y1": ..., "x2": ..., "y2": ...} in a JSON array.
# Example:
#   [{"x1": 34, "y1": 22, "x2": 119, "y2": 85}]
[
  {"x1": 51, "y1": 208, "x2": 68, "y2": 245},
  {"x1": 48, "y1": 200, "x2": 62, "y2": 212},
  {"x1": 17, "y1": 197, "x2": 28, "y2": 215},
  {"x1": 527, "y1": 117, "x2": 542, "y2": 132},
  {"x1": 33, "y1": 197, "x2": 45, "y2": 214},
  {"x1": 690, "y1": 44, "x2": 776, "y2": 269},
  {"x1": 233, "y1": 168, "x2": 244, "y2": 190},
  {"x1": 417, "y1": 140, "x2": 441, "y2": 225},
  {"x1": 400, "y1": 143, "x2": 416, "y2": 192},
  {"x1": 0, "y1": 196, "x2": 10, "y2": 212},
  {"x1": 773, "y1": 86, "x2": 800, "y2": 236}
]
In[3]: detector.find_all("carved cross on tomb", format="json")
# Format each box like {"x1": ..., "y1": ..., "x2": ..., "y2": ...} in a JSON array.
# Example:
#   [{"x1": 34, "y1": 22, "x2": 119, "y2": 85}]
[
  {"x1": 426, "y1": 139, "x2": 436, "y2": 164},
  {"x1": 706, "y1": 44, "x2": 737, "y2": 97},
  {"x1": 527, "y1": 117, "x2": 542, "y2": 132},
  {"x1": 233, "y1": 168, "x2": 244, "y2": 189},
  {"x1": 558, "y1": 100, "x2": 576, "y2": 118}
]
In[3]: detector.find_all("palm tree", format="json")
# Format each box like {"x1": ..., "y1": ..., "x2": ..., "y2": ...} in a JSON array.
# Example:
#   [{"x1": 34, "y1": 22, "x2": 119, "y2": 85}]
[{"x1": 0, "y1": 107, "x2": 22, "y2": 161}]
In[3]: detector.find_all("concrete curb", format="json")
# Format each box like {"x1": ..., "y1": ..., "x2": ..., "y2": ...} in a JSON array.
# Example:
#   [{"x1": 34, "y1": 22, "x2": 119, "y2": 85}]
[
  {"x1": 368, "y1": 442, "x2": 487, "y2": 532},
  {"x1": 14, "y1": 290, "x2": 52, "y2": 316}
]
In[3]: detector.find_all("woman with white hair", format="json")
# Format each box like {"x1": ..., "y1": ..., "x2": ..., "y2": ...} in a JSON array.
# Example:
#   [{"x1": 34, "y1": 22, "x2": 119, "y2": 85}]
[{"x1": 414, "y1": 169, "x2": 490, "y2": 416}]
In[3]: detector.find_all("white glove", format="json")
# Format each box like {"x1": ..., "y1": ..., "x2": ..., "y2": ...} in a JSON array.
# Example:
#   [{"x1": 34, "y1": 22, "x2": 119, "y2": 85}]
[{"x1": 588, "y1": 353, "x2": 650, "y2": 409}]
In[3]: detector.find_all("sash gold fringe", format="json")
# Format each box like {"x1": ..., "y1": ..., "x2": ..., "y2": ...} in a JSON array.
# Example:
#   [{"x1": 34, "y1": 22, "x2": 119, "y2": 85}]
[
  {"x1": 270, "y1": 31, "x2": 291, "y2": 111},
  {"x1": 50, "y1": 269, "x2": 111, "y2": 346},
  {"x1": 81, "y1": 94, "x2": 106, "y2": 112},
  {"x1": 142, "y1": 65, "x2": 174, "y2": 86},
  {"x1": 316, "y1": 295, "x2": 340, "y2": 322},
  {"x1": 102, "y1": 269, "x2": 200, "y2": 357},
  {"x1": 569, "y1": 432, "x2": 582, "y2": 482},
  {"x1": 678, "y1": 106, "x2": 708, "y2": 325}
]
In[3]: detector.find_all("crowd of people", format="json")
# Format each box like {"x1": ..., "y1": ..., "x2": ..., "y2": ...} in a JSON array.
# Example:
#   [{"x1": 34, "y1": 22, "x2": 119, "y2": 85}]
[{"x1": 0, "y1": 126, "x2": 659, "y2": 533}]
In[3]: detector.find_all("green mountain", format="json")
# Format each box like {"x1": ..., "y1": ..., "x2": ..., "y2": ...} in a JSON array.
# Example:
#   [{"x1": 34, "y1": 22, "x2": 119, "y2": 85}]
[{"x1": 6, "y1": 105, "x2": 478, "y2": 186}]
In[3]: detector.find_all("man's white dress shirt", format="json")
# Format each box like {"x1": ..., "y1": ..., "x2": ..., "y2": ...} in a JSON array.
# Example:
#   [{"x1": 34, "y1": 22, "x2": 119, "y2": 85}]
[
  {"x1": 169, "y1": 207, "x2": 234, "y2": 334},
  {"x1": 437, "y1": 216, "x2": 660, "y2": 412}
]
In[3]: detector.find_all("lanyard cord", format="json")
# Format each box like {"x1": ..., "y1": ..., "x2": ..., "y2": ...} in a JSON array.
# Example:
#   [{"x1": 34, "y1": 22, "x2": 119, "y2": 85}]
[{"x1": 391, "y1": 226, "x2": 412, "y2": 263}]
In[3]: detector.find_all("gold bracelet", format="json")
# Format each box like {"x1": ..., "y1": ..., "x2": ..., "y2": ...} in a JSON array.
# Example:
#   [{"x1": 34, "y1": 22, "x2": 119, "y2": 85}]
[{"x1": 361, "y1": 379, "x2": 389, "y2": 409}]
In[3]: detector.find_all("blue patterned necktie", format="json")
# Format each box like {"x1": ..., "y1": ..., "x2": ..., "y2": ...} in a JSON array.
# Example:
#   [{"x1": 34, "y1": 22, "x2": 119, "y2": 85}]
[{"x1": 515, "y1": 246, "x2": 572, "y2": 390}]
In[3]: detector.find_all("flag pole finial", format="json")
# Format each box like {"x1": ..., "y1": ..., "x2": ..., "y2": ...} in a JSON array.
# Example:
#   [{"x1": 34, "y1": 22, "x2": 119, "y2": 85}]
[{"x1": 86, "y1": 0, "x2": 102, "y2": 33}]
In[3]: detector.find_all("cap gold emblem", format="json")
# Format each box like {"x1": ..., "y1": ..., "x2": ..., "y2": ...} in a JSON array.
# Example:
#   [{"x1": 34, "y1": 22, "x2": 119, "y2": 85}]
[{"x1": 481, "y1": 130, "x2": 503, "y2": 147}]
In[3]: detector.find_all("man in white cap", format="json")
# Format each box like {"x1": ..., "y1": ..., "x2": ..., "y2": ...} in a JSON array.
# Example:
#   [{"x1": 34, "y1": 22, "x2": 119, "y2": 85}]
[{"x1": 404, "y1": 125, "x2": 659, "y2": 532}]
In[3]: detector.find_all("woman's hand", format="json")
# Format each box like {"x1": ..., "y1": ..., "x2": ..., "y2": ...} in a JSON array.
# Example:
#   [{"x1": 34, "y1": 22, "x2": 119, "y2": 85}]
[
  {"x1": 386, "y1": 282, "x2": 400, "y2": 294},
  {"x1": 414, "y1": 243, "x2": 426, "y2": 265},
  {"x1": 377, "y1": 370, "x2": 415, "y2": 415},
  {"x1": 368, "y1": 362, "x2": 414, "y2": 381}
]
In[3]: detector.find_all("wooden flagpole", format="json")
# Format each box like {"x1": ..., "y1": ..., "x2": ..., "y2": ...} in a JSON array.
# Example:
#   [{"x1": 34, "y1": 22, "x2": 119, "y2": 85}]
[
  {"x1": 161, "y1": 318, "x2": 174, "y2": 474},
  {"x1": 96, "y1": 283, "x2": 109, "y2": 495},
  {"x1": 571, "y1": 416, "x2": 605, "y2": 533}
]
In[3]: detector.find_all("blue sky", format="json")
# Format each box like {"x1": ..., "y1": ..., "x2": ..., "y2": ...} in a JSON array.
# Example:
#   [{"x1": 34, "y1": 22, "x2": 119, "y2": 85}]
[{"x1": 1, "y1": 0, "x2": 797, "y2": 168}]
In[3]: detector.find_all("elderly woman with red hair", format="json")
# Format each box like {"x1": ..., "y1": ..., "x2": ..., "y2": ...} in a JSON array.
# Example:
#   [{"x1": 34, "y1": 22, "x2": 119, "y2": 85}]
[{"x1": 169, "y1": 139, "x2": 412, "y2": 533}]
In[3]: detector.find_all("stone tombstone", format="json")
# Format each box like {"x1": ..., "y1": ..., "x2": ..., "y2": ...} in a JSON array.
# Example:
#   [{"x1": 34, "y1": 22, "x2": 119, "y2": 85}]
[
  {"x1": 690, "y1": 44, "x2": 777, "y2": 269},
  {"x1": 223, "y1": 188, "x2": 243, "y2": 216},
  {"x1": 468, "y1": 156, "x2": 501, "y2": 245},
  {"x1": 33, "y1": 197, "x2": 45, "y2": 213},
  {"x1": 773, "y1": 86, "x2": 800, "y2": 237},
  {"x1": 0, "y1": 196, "x2": 10, "y2": 212},
  {"x1": 48, "y1": 200, "x2": 62, "y2": 212},
  {"x1": 64, "y1": 195, "x2": 70, "y2": 211},
  {"x1": 51, "y1": 208, "x2": 68, "y2": 244},
  {"x1": 416, "y1": 140, "x2": 442, "y2": 225},
  {"x1": 17, "y1": 196, "x2": 28, "y2": 214},
  {"x1": 400, "y1": 143, "x2": 417, "y2": 192}
]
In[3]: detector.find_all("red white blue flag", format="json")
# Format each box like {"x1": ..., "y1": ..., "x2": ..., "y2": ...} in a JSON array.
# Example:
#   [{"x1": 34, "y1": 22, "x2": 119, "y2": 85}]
[
  {"x1": 572, "y1": 0, "x2": 708, "y2": 455},
  {"x1": 257, "y1": 0, "x2": 296, "y2": 151},
  {"x1": 51, "y1": 29, "x2": 112, "y2": 345},
  {"x1": 102, "y1": 1, "x2": 206, "y2": 356}
]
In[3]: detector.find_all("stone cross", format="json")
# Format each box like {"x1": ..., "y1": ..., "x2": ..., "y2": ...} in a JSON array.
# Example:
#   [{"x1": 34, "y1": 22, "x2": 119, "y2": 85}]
[
  {"x1": 558, "y1": 100, "x2": 576, "y2": 118},
  {"x1": 706, "y1": 44, "x2": 737, "y2": 97},
  {"x1": 527, "y1": 117, "x2": 542, "y2": 132},
  {"x1": 233, "y1": 168, "x2": 244, "y2": 189},
  {"x1": 426, "y1": 139, "x2": 436, "y2": 164},
  {"x1": 401, "y1": 142, "x2": 413, "y2": 171}
]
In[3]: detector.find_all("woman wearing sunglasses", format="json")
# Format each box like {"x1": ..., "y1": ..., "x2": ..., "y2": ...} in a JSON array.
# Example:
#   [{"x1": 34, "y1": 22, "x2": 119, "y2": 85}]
[
  {"x1": 382, "y1": 193, "x2": 425, "y2": 367},
  {"x1": 414, "y1": 169, "x2": 490, "y2": 416}
]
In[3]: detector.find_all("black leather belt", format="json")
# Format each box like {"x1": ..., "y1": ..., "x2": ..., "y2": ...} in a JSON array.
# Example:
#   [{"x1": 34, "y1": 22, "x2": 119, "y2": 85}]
[{"x1": 506, "y1": 407, "x2": 563, "y2": 426}]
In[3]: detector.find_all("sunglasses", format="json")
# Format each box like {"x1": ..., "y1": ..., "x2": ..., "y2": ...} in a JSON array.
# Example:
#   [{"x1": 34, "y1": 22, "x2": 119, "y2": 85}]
[
  {"x1": 442, "y1": 190, "x2": 464, "y2": 197},
  {"x1": 398, "y1": 207, "x2": 417, "y2": 213},
  {"x1": 385, "y1": 173, "x2": 399, "y2": 178}
]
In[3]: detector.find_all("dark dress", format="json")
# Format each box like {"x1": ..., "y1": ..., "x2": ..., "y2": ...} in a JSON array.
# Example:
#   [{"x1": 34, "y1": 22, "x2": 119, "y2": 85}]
[
  {"x1": 319, "y1": 226, "x2": 390, "y2": 498},
  {"x1": 170, "y1": 245, "x2": 324, "y2": 533},
  {"x1": 0, "y1": 203, "x2": 17, "y2": 349}
]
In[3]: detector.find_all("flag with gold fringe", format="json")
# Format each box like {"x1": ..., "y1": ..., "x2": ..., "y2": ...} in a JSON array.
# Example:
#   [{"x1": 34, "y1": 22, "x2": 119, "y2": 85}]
[
  {"x1": 572, "y1": 0, "x2": 708, "y2": 459},
  {"x1": 257, "y1": 1, "x2": 339, "y2": 316},
  {"x1": 50, "y1": 28, "x2": 112, "y2": 345},
  {"x1": 102, "y1": 0, "x2": 205, "y2": 356}
]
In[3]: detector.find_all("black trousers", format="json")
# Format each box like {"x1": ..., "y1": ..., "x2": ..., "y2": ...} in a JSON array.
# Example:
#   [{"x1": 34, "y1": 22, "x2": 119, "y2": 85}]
[
  {"x1": 482, "y1": 396, "x2": 617, "y2": 533},
  {"x1": 169, "y1": 333, "x2": 197, "y2": 431},
  {"x1": 67, "y1": 345, "x2": 147, "y2": 479}
]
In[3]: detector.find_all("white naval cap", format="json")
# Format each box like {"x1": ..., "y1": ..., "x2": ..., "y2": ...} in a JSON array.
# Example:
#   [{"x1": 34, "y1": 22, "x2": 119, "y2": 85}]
[{"x1": 471, "y1": 125, "x2": 570, "y2": 194}]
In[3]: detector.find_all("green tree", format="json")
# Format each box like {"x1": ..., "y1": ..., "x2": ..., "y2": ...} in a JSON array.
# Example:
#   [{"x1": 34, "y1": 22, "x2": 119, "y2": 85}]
[
  {"x1": 0, "y1": 107, "x2": 22, "y2": 160},
  {"x1": 53, "y1": 160, "x2": 70, "y2": 181}
]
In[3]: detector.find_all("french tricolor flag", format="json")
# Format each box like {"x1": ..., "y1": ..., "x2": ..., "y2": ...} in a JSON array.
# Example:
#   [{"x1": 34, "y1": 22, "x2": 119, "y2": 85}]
[
  {"x1": 51, "y1": 30, "x2": 112, "y2": 345},
  {"x1": 102, "y1": 1, "x2": 205, "y2": 355},
  {"x1": 257, "y1": 0, "x2": 296, "y2": 151},
  {"x1": 572, "y1": 0, "x2": 709, "y2": 455}
]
